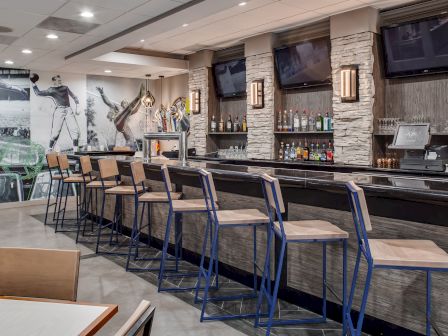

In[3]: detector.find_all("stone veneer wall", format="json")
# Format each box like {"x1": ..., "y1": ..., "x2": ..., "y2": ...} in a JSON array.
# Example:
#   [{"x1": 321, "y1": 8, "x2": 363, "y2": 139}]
[
  {"x1": 331, "y1": 31, "x2": 376, "y2": 166},
  {"x1": 188, "y1": 67, "x2": 208, "y2": 155},
  {"x1": 246, "y1": 52, "x2": 276, "y2": 160}
]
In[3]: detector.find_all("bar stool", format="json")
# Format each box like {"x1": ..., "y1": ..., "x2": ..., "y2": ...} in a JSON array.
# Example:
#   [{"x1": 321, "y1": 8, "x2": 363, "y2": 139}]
[
  {"x1": 158, "y1": 165, "x2": 216, "y2": 293},
  {"x1": 55, "y1": 154, "x2": 93, "y2": 233},
  {"x1": 44, "y1": 152, "x2": 63, "y2": 225},
  {"x1": 255, "y1": 174, "x2": 348, "y2": 336},
  {"x1": 125, "y1": 161, "x2": 182, "y2": 272},
  {"x1": 196, "y1": 169, "x2": 269, "y2": 321},
  {"x1": 345, "y1": 181, "x2": 448, "y2": 336}
]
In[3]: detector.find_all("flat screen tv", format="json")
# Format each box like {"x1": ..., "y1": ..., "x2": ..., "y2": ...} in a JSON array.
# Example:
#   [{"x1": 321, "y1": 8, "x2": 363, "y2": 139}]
[
  {"x1": 274, "y1": 37, "x2": 331, "y2": 89},
  {"x1": 382, "y1": 15, "x2": 448, "y2": 78},
  {"x1": 213, "y1": 59, "x2": 246, "y2": 98}
]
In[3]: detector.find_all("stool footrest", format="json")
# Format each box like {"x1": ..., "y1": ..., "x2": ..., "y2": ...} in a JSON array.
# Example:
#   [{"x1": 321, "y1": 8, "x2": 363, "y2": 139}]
[
  {"x1": 202, "y1": 313, "x2": 259, "y2": 322},
  {"x1": 201, "y1": 292, "x2": 257, "y2": 303},
  {"x1": 257, "y1": 316, "x2": 326, "y2": 327}
]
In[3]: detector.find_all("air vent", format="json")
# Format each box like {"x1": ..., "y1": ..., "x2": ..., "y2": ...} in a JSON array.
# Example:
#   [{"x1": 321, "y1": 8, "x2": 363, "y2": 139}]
[
  {"x1": 38, "y1": 17, "x2": 100, "y2": 34},
  {"x1": 0, "y1": 35, "x2": 18, "y2": 45},
  {"x1": 0, "y1": 26, "x2": 13, "y2": 33}
]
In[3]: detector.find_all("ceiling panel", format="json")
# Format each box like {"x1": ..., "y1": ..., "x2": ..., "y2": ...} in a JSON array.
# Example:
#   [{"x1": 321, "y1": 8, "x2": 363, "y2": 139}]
[
  {"x1": 71, "y1": 0, "x2": 149, "y2": 11},
  {"x1": 0, "y1": 10, "x2": 46, "y2": 36},
  {"x1": 0, "y1": 0, "x2": 67, "y2": 16},
  {"x1": 313, "y1": 0, "x2": 363, "y2": 14},
  {"x1": 11, "y1": 28, "x2": 81, "y2": 51},
  {"x1": 86, "y1": 13, "x2": 148, "y2": 37},
  {"x1": 0, "y1": 46, "x2": 50, "y2": 68},
  {"x1": 52, "y1": 1, "x2": 124, "y2": 25},
  {"x1": 126, "y1": 0, "x2": 191, "y2": 19},
  {"x1": 280, "y1": 0, "x2": 351, "y2": 11}
]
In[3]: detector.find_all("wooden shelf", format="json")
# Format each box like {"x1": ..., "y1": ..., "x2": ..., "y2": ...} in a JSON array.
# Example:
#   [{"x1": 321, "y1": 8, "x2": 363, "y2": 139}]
[
  {"x1": 209, "y1": 132, "x2": 248, "y2": 135},
  {"x1": 274, "y1": 131, "x2": 333, "y2": 135}
]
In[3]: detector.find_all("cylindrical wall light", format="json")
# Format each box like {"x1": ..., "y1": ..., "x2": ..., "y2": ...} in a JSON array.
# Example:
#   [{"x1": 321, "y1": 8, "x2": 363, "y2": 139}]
[
  {"x1": 340, "y1": 65, "x2": 358, "y2": 102},
  {"x1": 250, "y1": 79, "x2": 264, "y2": 108},
  {"x1": 190, "y1": 89, "x2": 200, "y2": 114}
]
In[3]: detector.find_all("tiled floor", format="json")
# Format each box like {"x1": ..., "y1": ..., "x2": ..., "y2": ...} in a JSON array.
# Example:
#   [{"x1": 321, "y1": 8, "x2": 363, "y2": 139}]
[{"x1": 1, "y1": 200, "x2": 347, "y2": 336}]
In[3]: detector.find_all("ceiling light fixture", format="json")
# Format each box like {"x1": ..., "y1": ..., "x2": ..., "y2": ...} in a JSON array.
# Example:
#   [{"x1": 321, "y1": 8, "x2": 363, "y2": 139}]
[
  {"x1": 182, "y1": 23, "x2": 189, "y2": 27},
  {"x1": 4, "y1": 60, "x2": 13, "y2": 65},
  {"x1": 80, "y1": 10, "x2": 94, "y2": 18},
  {"x1": 238, "y1": 2, "x2": 247, "y2": 6},
  {"x1": 46, "y1": 33, "x2": 58, "y2": 39},
  {"x1": 140, "y1": 39, "x2": 145, "y2": 42},
  {"x1": 104, "y1": 69, "x2": 112, "y2": 73},
  {"x1": 22, "y1": 49, "x2": 32, "y2": 54}
]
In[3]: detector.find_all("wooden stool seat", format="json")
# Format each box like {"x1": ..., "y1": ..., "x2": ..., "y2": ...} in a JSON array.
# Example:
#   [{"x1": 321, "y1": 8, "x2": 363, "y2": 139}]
[
  {"x1": 369, "y1": 239, "x2": 448, "y2": 269},
  {"x1": 139, "y1": 191, "x2": 182, "y2": 203},
  {"x1": 274, "y1": 220, "x2": 349, "y2": 241},
  {"x1": 105, "y1": 185, "x2": 145, "y2": 195},
  {"x1": 172, "y1": 199, "x2": 217, "y2": 212},
  {"x1": 53, "y1": 173, "x2": 80, "y2": 180},
  {"x1": 216, "y1": 209, "x2": 268, "y2": 225},
  {"x1": 63, "y1": 175, "x2": 96, "y2": 183},
  {"x1": 87, "y1": 180, "x2": 121, "y2": 189}
]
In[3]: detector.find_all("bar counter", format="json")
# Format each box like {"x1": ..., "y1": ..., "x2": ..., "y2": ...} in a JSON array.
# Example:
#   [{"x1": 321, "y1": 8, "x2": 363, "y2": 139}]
[{"x1": 71, "y1": 154, "x2": 448, "y2": 336}]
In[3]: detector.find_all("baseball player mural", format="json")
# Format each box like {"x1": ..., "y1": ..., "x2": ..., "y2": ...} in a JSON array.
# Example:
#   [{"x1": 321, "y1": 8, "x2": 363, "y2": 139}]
[{"x1": 30, "y1": 73, "x2": 81, "y2": 150}]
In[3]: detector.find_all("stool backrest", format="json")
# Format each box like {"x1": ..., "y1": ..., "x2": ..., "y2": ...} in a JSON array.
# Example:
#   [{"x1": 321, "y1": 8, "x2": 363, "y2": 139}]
[
  {"x1": 114, "y1": 300, "x2": 155, "y2": 336},
  {"x1": 80, "y1": 156, "x2": 93, "y2": 175},
  {"x1": 0, "y1": 247, "x2": 80, "y2": 301},
  {"x1": 46, "y1": 152, "x2": 59, "y2": 169},
  {"x1": 57, "y1": 154, "x2": 70, "y2": 171},
  {"x1": 346, "y1": 181, "x2": 372, "y2": 257},
  {"x1": 261, "y1": 174, "x2": 286, "y2": 237},
  {"x1": 198, "y1": 169, "x2": 218, "y2": 212},
  {"x1": 131, "y1": 161, "x2": 146, "y2": 185},
  {"x1": 98, "y1": 159, "x2": 119, "y2": 179},
  {"x1": 160, "y1": 165, "x2": 173, "y2": 192}
]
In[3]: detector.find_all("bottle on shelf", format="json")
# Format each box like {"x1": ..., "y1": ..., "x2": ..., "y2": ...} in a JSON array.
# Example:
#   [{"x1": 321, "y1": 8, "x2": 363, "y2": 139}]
[
  {"x1": 233, "y1": 116, "x2": 240, "y2": 132},
  {"x1": 289, "y1": 109, "x2": 294, "y2": 132},
  {"x1": 284, "y1": 143, "x2": 290, "y2": 161},
  {"x1": 290, "y1": 142, "x2": 297, "y2": 161},
  {"x1": 293, "y1": 110, "x2": 300, "y2": 132},
  {"x1": 316, "y1": 113, "x2": 323, "y2": 131},
  {"x1": 303, "y1": 139, "x2": 309, "y2": 161},
  {"x1": 308, "y1": 113, "x2": 316, "y2": 132},
  {"x1": 218, "y1": 116, "x2": 224, "y2": 132},
  {"x1": 320, "y1": 143, "x2": 327, "y2": 161},
  {"x1": 242, "y1": 115, "x2": 247, "y2": 132},
  {"x1": 323, "y1": 112, "x2": 330, "y2": 132},
  {"x1": 301, "y1": 109, "x2": 308, "y2": 132},
  {"x1": 326, "y1": 140, "x2": 334, "y2": 162},
  {"x1": 210, "y1": 114, "x2": 217, "y2": 133},
  {"x1": 226, "y1": 115, "x2": 232, "y2": 132},
  {"x1": 330, "y1": 113, "x2": 334, "y2": 131},
  {"x1": 309, "y1": 142, "x2": 316, "y2": 161},
  {"x1": 296, "y1": 140, "x2": 303, "y2": 160},
  {"x1": 277, "y1": 110, "x2": 282, "y2": 132},
  {"x1": 282, "y1": 110, "x2": 288, "y2": 132},
  {"x1": 278, "y1": 142, "x2": 284, "y2": 160}
]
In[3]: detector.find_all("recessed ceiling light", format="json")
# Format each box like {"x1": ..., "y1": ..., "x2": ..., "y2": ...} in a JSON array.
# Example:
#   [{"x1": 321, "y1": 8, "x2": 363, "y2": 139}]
[
  {"x1": 104, "y1": 69, "x2": 112, "y2": 73},
  {"x1": 80, "y1": 10, "x2": 94, "y2": 18},
  {"x1": 238, "y1": 2, "x2": 247, "y2": 6},
  {"x1": 182, "y1": 23, "x2": 189, "y2": 27},
  {"x1": 22, "y1": 49, "x2": 32, "y2": 54},
  {"x1": 140, "y1": 39, "x2": 145, "y2": 42},
  {"x1": 4, "y1": 60, "x2": 13, "y2": 65},
  {"x1": 46, "y1": 33, "x2": 58, "y2": 39}
]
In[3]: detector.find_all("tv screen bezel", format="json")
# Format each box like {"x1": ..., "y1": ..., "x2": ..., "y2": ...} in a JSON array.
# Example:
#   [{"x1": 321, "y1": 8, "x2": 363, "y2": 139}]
[
  {"x1": 274, "y1": 36, "x2": 332, "y2": 90},
  {"x1": 381, "y1": 14, "x2": 448, "y2": 79},
  {"x1": 212, "y1": 58, "x2": 247, "y2": 98}
]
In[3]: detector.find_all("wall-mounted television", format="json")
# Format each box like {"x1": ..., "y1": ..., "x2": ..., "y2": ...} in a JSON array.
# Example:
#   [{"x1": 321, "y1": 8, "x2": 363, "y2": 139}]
[
  {"x1": 274, "y1": 37, "x2": 332, "y2": 89},
  {"x1": 213, "y1": 59, "x2": 246, "y2": 98},
  {"x1": 381, "y1": 15, "x2": 448, "y2": 78}
]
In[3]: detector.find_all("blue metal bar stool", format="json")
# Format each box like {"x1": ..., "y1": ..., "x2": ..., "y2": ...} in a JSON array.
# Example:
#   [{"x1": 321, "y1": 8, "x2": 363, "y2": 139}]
[
  {"x1": 158, "y1": 164, "x2": 215, "y2": 293},
  {"x1": 255, "y1": 174, "x2": 349, "y2": 336},
  {"x1": 196, "y1": 169, "x2": 269, "y2": 322},
  {"x1": 345, "y1": 181, "x2": 448, "y2": 336},
  {"x1": 125, "y1": 161, "x2": 182, "y2": 272}
]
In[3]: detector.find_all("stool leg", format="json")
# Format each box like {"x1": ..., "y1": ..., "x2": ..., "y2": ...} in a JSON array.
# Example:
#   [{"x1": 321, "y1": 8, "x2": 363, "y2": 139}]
[
  {"x1": 158, "y1": 209, "x2": 173, "y2": 291},
  {"x1": 56, "y1": 183, "x2": 69, "y2": 232},
  {"x1": 54, "y1": 182, "x2": 65, "y2": 227},
  {"x1": 126, "y1": 196, "x2": 139, "y2": 271},
  {"x1": 44, "y1": 178, "x2": 53, "y2": 225},
  {"x1": 255, "y1": 226, "x2": 273, "y2": 328},
  {"x1": 135, "y1": 202, "x2": 146, "y2": 259},
  {"x1": 147, "y1": 203, "x2": 151, "y2": 247},
  {"x1": 346, "y1": 248, "x2": 361, "y2": 334},
  {"x1": 253, "y1": 225, "x2": 257, "y2": 293},
  {"x1": 342, "y1": 239, "x2": 347, "y2": 336},
  {"x1": 95, "y1": 191, "x2": 107, "y2": 254},
  {"x1": 355, "y1": 263, "x2": 373, "y2": 336},
  {"x1": 322, "y1": 242, "x2": 327, "y2": 320},
  {"x1": 194, "y1": 214, "x2": 212, "y2": 303},
  {"x1": 81, "y1": 188, "x2": 92, "y2": 238},
  {"x1": 266, "y1": 239, "x2": 286, "y2": 336},
  {"x1": 52, "y1": 180, "x2": 61, "y2": 222},
  {"x1": 426, "y1": 271, "x2": 431, "y2": 336},
  {"x1": 200, "y1": 223, "x2": 220, "y2": 322}
]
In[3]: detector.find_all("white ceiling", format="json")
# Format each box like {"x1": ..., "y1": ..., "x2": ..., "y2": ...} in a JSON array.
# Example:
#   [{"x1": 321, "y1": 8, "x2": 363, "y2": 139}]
[{"x1": 0, "y1": 0, "x2": 416, "y2": 78}]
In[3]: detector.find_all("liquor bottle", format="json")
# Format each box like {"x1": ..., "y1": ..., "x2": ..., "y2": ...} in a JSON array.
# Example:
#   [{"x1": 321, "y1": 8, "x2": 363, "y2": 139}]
[
  {"x1": 276, "y1": 110, "x2": 281, "y2": 132},
  {"x1": 308, "y1": 113, "x2": 316, "y2": 132},
  {"x1": 242, "y1": 115, "x2": 247, "y2": 132},
  {"x1": 303, "y1": 139, "x2": 309, "y2": 161},
  {"x1": 290, "y1": 142, "x2": 297, "y2": 161},
  {"x1": 309, "y1": 142, "x2": 315, "y2": 161},
  {"x1": 316, "y1": 113, "x2": 323, "y2": 131},
  {"x1": 323, "y1": 112, "x2": 330, "y2": 131},
  {"x1": 233, "y1": 116, "x2": 240, "y2": 132},
  {"x1": 278, "y1": 142, "x2": 284, "y2": 160},
  {"x1": 226, "y1": 115, "x2": 232, "y2": 132},
  {"x1": 289, "y1": 109, "x2": 294, "y2": 132},
  {"x1": 296, "y1": 140, "x2": 303, "y2": 160},
  {"x1": 218, "y1": 117, "x2": 224, "y2": 132},
  {"x1": 330, "y1": 113, "x2": 334, "y2": 131},
  {"x1": 283, "y1": 110, "x2": 288, "y2": 132},
  {"x1": 293, "y1": 110, "x2": 300, "y2": 132},
  {"x1": 284, "y1": 143, "x2": 290, "y2": 161},
  {"x1": 316, "y1": 142, "x2": 321, "y2": 161},
  {"x1": 301, "y1": 109, "x2": 308, "y2": 131},
  {"x1": 320, "y1": 143, "x2": 327, "y2": 161},
  {"x1": 326, "y1": 140, "x2": 334, "y2": 162},
  {"x1": 210, "y1": 115, "x2": 217, "y2": 132}
]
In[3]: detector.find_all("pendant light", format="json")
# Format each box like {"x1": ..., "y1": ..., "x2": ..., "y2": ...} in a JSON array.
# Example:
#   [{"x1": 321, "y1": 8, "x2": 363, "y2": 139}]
[{"x1": 142, "y1": 74, "x2": 155, "y2": 108}]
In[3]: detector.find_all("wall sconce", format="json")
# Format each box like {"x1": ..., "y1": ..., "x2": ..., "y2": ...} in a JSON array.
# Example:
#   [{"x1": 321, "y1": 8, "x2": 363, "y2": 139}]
[
  {"x1": 190, "y1": 89, "x2": 200, "y2": 114},
  {"x1": 340, "y1": 65, "x2": 358, "y2": 102},
  {"x1": 250, "y1": 79, "x2": 264, "y2": 109}
]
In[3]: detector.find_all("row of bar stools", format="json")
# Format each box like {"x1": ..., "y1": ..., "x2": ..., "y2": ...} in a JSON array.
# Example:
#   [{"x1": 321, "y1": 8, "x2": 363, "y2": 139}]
[
  {"x1": 125, "y1": 161, "x2": 182, "y2": 272},
  {"x1": 196, "y1": 169, "x2": 270, "y2": 321},
  {"x1": 256, "y1": 174, "x2": 349, "y2": 336},
  {"x1": 345, "y1": 181, "x2": 448, "y2": 336}
]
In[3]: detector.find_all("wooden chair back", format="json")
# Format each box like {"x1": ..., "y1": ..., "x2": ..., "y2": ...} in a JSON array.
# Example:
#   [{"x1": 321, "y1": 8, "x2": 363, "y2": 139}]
[
  {"x1": 131, "y1": 162, "x2": 146, "y2": 185},
  {"x1": 113, "y1": 146, "x2": 131, "y2": 151},
  {"x1": 46, "y1": 152, "x2": 59, "y2": 169},
  {"x1": 80, "y1": 156, "x2": 93, "y2": 175},
  {"x1": 346, "y1": 181, "x2": 372, "y2": 232},
  {"x1": 98, "y1": 159, "x2": 119, "y2": 179},
  {"x1": 261, "y1": 174, "x2": 285, "y2": 214},
  {"x1": 114, "y1": 300, "x2": 155, "y2": 336},
  {"x1": 0, "y1": 247, "x2": 80, "y2": 301},
  {"x1": 199, "y1": 169, "x2": 219, "y2": 206},
  {"x1": 57, "y1": 154, "x2": 70, "y2": 171},
  {"x1": 160, "y1": 165, "x2": 173, "y2": 192}
]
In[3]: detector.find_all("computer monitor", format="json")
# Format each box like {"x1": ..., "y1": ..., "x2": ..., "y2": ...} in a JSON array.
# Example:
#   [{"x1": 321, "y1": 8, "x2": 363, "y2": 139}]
[{"x1": 389, "y1": 123, "x2": 430, "y2": 150}]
